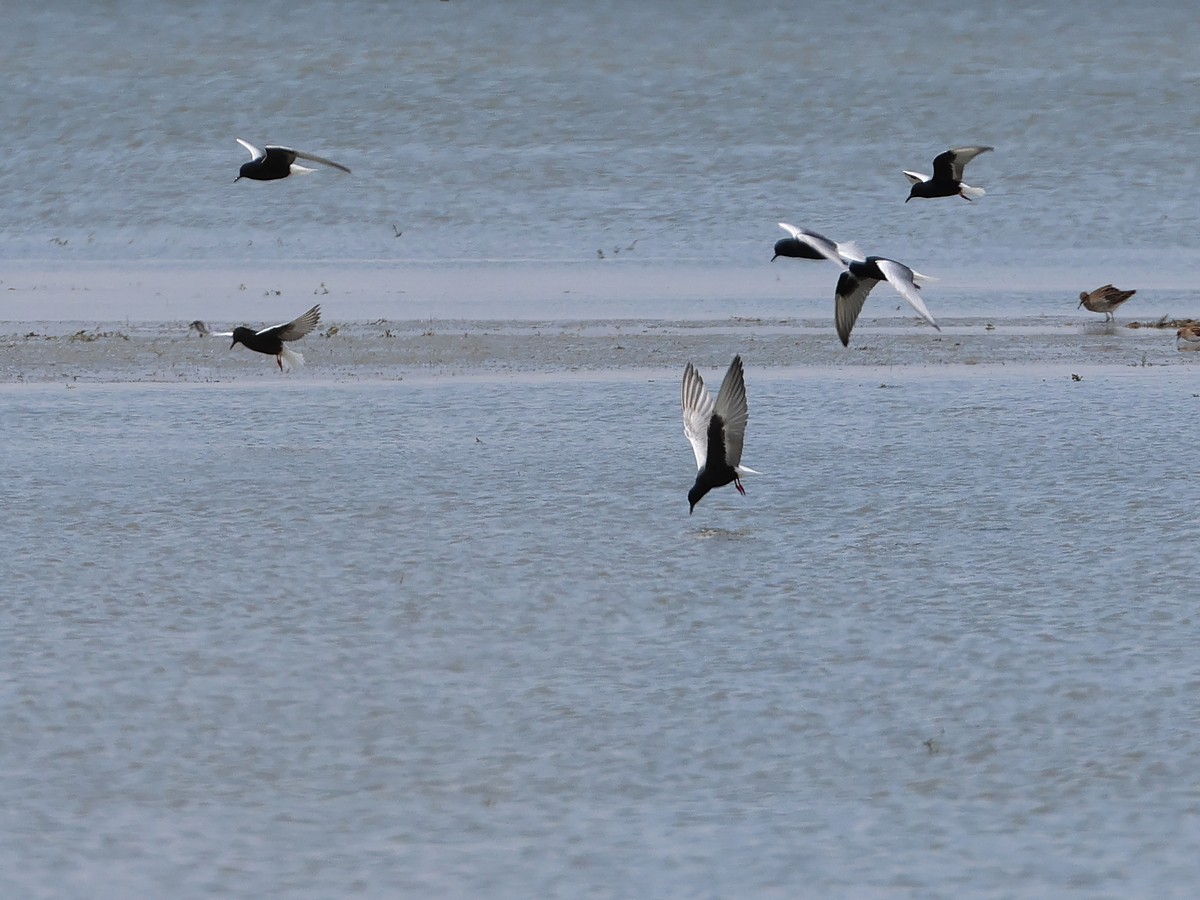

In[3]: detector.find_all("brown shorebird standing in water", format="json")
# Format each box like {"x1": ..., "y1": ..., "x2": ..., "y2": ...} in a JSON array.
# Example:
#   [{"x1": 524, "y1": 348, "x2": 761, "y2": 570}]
[
  {"x1": 1078, "y1": 285, "x2": 1136, "y2": 323},
  {"x1": 1176, "y1": 324, "x2": 1200, "y2": 351}
]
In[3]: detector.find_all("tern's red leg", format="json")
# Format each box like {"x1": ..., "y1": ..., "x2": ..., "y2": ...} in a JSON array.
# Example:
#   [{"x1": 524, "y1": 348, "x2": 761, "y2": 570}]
[
  {"x1": 735, "y1": 477, "x2": 746, "y2": 496},
  {"x1": 276, "y1": 354, "x2": 283, "y2": 371}
]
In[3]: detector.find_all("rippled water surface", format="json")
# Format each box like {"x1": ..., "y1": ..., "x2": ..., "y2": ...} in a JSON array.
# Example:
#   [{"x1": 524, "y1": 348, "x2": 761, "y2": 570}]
[
  {"x1": 4, "y1": 0, "x2": 1200, "y2": 281},
  {"x1": 4, "y1": 368, "x2": 1200, "y2": 897}
]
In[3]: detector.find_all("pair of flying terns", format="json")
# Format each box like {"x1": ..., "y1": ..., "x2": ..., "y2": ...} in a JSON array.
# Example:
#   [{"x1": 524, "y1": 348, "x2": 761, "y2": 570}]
[{"x1": 773, "y1": 145, "x2": 994, "y2": 345}]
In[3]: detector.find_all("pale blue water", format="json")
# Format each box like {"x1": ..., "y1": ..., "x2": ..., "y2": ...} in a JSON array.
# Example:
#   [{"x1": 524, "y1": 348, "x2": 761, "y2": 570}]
[
  {"x1": 4, "y1": 0, "x2": 1200, "y2": 896},
  {"x1": 4, "y1": 0, "x2": 1200, "y2": 276},
  {"x1": 3, "y1": 371, "x2": 1200, "y2": 897}
]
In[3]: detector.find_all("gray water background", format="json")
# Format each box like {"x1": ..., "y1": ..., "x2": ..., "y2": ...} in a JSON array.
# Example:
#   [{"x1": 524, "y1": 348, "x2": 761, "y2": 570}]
[
  {"x1": 4, "y1": 0, "x2": 1200, "y2": 896},
  {"x1": 4, "y1": 0, "x2": 1200, "y2": 282},
  {"x1": 5, "y1": 369, "x2": 1200, "y2": 898}
]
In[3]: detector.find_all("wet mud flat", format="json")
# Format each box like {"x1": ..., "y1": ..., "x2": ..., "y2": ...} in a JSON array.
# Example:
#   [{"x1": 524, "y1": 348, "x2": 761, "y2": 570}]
[{"x1": 1, "y1": 316, "x2": 1194, "y2": 384}]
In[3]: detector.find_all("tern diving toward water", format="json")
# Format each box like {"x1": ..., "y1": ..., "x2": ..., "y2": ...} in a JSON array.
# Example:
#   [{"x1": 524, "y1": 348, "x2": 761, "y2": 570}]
[
  {"x1": 234, "y1": 139, "x2": 351, "y2": 182},
  {"x1": 229, "y1": 304, "x2": 321, "y2": 371},
  {"x1": 682, "y1": 355, "x2": 758, "y2": 514},
  {"x1": 904, "y1": 145, "x2": 993, "y2": 202},
  {"x1": 775, "y1": 223, "x2": 939, "y2": 346}
]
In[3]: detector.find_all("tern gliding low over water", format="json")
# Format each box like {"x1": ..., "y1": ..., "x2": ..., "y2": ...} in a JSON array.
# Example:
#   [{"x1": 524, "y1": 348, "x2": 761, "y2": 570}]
[
  {"x1": 904, "y1": 145, "x2": 993, "y2": 201},
  {"x1": 229, "y1": 304, "x2": 322, "y2": 371},
  {"x1": 772, "y1": 222, "x2": 862, "y2": 263},
  {"x1": 234, "y1": 139, "x2": 352, "y2": 182}
]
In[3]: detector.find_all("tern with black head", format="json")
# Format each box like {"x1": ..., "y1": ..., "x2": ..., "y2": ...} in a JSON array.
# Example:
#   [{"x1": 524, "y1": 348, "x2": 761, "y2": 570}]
[
  {"x1": 682, "y1": 355, "x2": 759, "y2": 513},
  {"x1": 904, "y1": 146, "x2": 993, "y2": 202},
  {"x1": 234, "y1": 139, "x2": 351, "y2": 182},
  {"x1": 229, "y1": 304, "x2": 321, "y2": 371},
  {"x1": 772, "y1": 223, "x2": 862, "y2": 263}
]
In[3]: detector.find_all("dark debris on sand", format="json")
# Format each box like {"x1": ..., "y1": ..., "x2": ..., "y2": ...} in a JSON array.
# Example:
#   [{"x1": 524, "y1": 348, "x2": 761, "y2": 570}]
[{"x1": 1126, "y1": 317, "x2": 1200, "y2": 330}]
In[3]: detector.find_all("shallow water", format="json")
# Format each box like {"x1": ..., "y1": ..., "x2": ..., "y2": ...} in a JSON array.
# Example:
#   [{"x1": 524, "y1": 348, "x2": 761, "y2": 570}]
[
  {"x1": 3, "y1": 366, "x2": 1200, "y2": 897},
  {"x1": 4, "y1": 0, "x2": 1200, "y2": 282}
]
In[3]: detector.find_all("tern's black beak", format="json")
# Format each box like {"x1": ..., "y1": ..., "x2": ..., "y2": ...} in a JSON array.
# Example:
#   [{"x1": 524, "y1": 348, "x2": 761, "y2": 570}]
[
  {"x1": 230, "y1": 338, "x2": 238, "y2": 349},
  {"x1": 234, "y1": 175, "x2": 242, "y2": 183}
]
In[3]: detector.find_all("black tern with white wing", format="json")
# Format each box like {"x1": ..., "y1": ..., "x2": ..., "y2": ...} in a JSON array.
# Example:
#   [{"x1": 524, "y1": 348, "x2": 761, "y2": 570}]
[
  {"x1": 229, "y1": 304, "x2": 321, "y2": 371},
  {"x1": 777, "y1": 226, "x2": 939, "y2": 346},
  {"x1": 904, "y1": 145, "x2": 993, "y2": 202},
  {"x1": 234, "y1": 139, "x2": 351, "y2": 182},
  {"x1": 682, "y1": 355, "x2": 759, "y2": 513}
]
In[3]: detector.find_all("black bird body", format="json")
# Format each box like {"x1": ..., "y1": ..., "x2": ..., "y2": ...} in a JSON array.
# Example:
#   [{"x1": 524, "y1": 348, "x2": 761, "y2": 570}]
[
  {"x1": 234, "y1": 139, "x2": 351, "y2": 182},
  {"x1": 904, "y1": 145, "x2": 993, "y2": 202},
  {"x1": 688, "y1": 413, "x2": 742, "y2": 511},
  {"x1": 772, "y1": 237, "x2": 827, "y2": 261},
  {"x1": 681, "y1": 356, "x2": 757, "y2": 513},
  {"x1": 230, "y1": 304, "x2": 321, "y2": 371},
  {"x1": 772, "y1": 223, "x2": 860, "y2": 264}
]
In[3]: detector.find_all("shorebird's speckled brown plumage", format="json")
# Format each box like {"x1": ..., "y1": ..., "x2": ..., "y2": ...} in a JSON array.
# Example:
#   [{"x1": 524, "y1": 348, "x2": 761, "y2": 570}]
[
  {"x1": 1078, "y1": 284, "x2": 1136, "y2": 322},
  {"x1": 1176, "y1": 324, "x2": 1200, "y2": 351}
]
